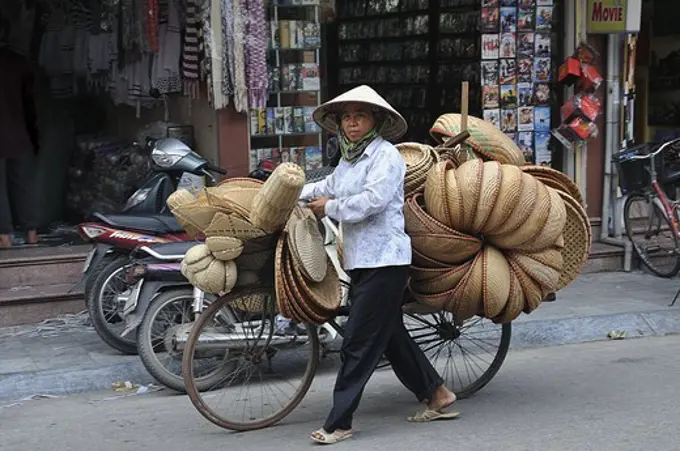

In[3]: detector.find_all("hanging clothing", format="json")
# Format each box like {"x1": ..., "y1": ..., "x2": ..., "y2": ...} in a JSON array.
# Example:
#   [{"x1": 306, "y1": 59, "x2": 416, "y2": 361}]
[
  {"x1": 244, "y1": 0, "x2": 268, "y2": 109},
  {"x1": 231, "y1": 0, "x2": 248, "y2": 112},
  {"x1": 182, "y1": 0, "x2": 202, "y2": 98},
  {"x1": 199, "y1": 0, "x2": 213, "y2": 104},
  {"x1": 220, "y1": 0, "x2": 235, "y2": 100},
  {"x1": 210, "y1": 0, "x2": 228, "y2": 109},
  {"x1": 151, "y1": 0, "x2": 182, "y2": 95}
]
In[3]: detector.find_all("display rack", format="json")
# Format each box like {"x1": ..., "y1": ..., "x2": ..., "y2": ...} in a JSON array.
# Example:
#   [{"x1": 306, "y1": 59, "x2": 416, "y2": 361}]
[
  {"x1": 248, "y1": 0, "x2": 324, "y2": 172},
  {"x1": 330, "y1": 0, "x2": 482, "y2": 143}
]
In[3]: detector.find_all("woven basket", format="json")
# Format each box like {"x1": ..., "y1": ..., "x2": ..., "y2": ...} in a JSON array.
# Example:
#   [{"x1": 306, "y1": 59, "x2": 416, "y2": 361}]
[
  {"x1": 192, "y1": 259, "x2": 228, "y2": 294},
  {"x1": 172, "y1": 204, "x2": 225, "y2": 235},
  {"x1": 456, "y1": 159, "x2": 484, "y2": 233},
  {"x1": 216, "y1": 177, "x2": 264, "y2": 189},
  {"x1": 412, "y1": 248, "x2": 450, "y2": 268},
  {"x1": 167, "y1": 189, "x2": 196, "y2": 210},
  {"x1": 274, "y1": 235, "x2": 294, "y2": 319},
  {"x1": 481, "y1": 164, "x2": 524, "y2": 234},
  {"x1": 556, "y1": 191, "x2": 591, "y2": 290},
  {"x1": 516, "y1": 186, "x2": 567, "y2": 252},
  {"x1": 410, "y1": 261, "x2": 472, "y2": 295},
  {"x1": 429, "y1": 113, "x2": 525, "y2": 166},
  {"x1": 446, "y1": 252, "x2": 484, "y2": 321},
  {"x1": 281, "y1": 251, "x2": 312, "y2": 324},
  {"x1": 445, "y1": 166, "x2": 465, "y2": 230},
  {"x1": 405, "y1": 194, "x2": 457, "y2": 236},
  {"x1": 472, "y1": 161, "x2": 503, "y2": 234},
  {"x1": 508, "y1": 257, "x2": 543, "y2": 313},
  {"x1": 288, "y1": 216, "x2": 327, "y2": 283},
  {"x1": 283, "y1": 245, "x2": 328, "y2": 325},
  {"x1": 411, "y1": 286, "x2": 457, "y2": 310},
  {"x1": 487, "y1": 179, "x2": 551, "y2": 249},
  {"x1": 507, "y1": 251, "x2": 561, "y2": 294},
  {"x1": 205, "y1": 236, "x2": 244, "y2": 260},
  {"x1": 521, "y1": 166, "x2": 584, "y2": 206},
  {"x1": 250, "y1": 163, "x2": 305, "y2": 233},
  {"x1": 492, "y1": 267, "x2": 525, "y2": 324},
  {"x1": 205, "y1": 186, "x2": 260, "y2": 220},
  {"x1": 410, "y1": 232, "x2": 482, "y2": 265},
  {"x1": 204, "y1": 212, "x2": 266, "y2": 240},
  {"x1": 482, "y1": 245, "x2": 511, "y2": 318},
  {"x1": 487, "y1": 172, "x2": 539, "y2": 236},
  {"x1": 290, "y1": 251, "x2": 341, "y2": 315},
  {"x1": 424, "y1": 161, "x2": 452, "y2": 227}
]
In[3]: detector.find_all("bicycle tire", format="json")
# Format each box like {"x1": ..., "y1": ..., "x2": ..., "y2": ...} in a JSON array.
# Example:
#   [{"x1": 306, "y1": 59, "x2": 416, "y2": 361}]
[
  {"x1": 624, "y1": 193, "x2": 680, "y2": 278},
  {"x1": 182, "y1": 288, "x2": 319, "y2": 432},
  {"x1": 137, "y1": 289, "x2": 233, "y2": 393}
]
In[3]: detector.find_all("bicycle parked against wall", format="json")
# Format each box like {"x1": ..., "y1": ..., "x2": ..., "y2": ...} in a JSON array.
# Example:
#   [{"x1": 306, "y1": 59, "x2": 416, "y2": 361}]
[{"x1": 613, "y1": 137, "x2": 680, "y2": 277}]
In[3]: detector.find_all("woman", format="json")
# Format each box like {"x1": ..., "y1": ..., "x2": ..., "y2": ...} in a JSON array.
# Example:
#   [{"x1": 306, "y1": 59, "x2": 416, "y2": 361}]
[{"x1": 300, "y1": 86, "x2": 458, "y2": 445}]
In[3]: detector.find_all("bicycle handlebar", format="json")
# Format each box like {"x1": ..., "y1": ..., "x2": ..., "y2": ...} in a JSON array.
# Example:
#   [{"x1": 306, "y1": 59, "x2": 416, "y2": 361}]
[{"x1": 626, "y1": 137, "x2": 680, "y2": 161}]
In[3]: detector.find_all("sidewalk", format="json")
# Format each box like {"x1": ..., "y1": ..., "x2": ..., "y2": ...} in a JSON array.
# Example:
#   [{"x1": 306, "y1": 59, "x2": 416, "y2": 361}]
[{"x1": 2, "y1": 271, "x2": 680, "y2": 402}]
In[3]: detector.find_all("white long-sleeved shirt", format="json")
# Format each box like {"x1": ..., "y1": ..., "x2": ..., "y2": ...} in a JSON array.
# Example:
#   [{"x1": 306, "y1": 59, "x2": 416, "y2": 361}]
[{"x1": 300, "y1": 137, "x2": 412, "y2": 271}]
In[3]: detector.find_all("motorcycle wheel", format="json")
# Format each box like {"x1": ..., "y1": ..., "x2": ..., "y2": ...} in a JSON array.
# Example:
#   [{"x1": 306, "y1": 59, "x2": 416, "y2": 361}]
[
  {"x1": 84, "y1": 252, "x2": 120, "y2": 303},
  {"x1": 137, "y1": 289, "x2": 236, "y2": 393},
  {"x1": 87, "y1": 256, "x2": 138, "y2": 355}
]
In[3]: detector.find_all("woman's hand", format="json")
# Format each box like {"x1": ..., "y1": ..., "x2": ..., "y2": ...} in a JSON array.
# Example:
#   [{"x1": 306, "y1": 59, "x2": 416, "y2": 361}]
[{"x1": 308, "y1": 197, "x2": 330, "y2": 218}]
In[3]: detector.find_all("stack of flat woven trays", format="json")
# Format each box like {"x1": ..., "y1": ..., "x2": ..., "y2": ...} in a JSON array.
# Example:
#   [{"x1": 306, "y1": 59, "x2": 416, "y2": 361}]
[
  {"x1": 167, "y1": 163, "x2": 341, "y2": 321},
  {"x1": 392, "y1": 113, "x2": 590, "y2": 324}
]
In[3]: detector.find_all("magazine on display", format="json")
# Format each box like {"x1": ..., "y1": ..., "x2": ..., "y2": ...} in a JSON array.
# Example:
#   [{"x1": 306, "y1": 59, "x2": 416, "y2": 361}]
[
  {"x1": 482, "y1": 8, "x2": 500, "y2": 32},
  {"x1": 517, "y1": 57, "x2": 533, "y2": 82},
  {"x1": 500, "y1": 7, "x2": 517, "y2": 32},
  {"x1": 501, "y1": 0, "x2": 517, "y2": 5},
  {"x1": 484, "y1": 109, "x2": 502, "y2": 129},
  {"x1": 482, "y1": 61, "x2": 500, "y2": 85},
  {"x1": 534, "y1": 106, "x2": 551, "y2": 131},
  {"x1": 533, "y1": 57, "x2": 551, "y2": 82},
  {"x1": 518, "y1": 131, "x2": 534, "y2": 162},
  {"x1": 518, "y1": 106, "x2": 534, "y2": 131},
  {"x1": 483, "y1": 0, "x2": 500, "y2": 6},
  {"x1": 518, "y1": 7, "x2": 535, "y2": 30},
  {"x1": 500, "y1": 59, "x2": 517, "y2": 85},
  {"x1": 501, "y1": 85, "x2": 518, "y2": 108},
  {"x1": 501, "y1": 108, "x2": 517, "y2": 132},
  {"x1": 536, "y1": 6, "x2": 553, "y2": 31},
  {"x1": 535, "y1": 33, "x2": 551, "y2": 57},
  {"x1": 533, "y1": 83, "x2": 551, "y2": 104},
  {"x1": 483, "y1": 85, "x2": 500, "y2": 108},
  {"x1": 535, "y1": 131, "x2": 552, "y2": 165},
  {"x1": 519, "y1": 0, "x2": 535, "y2": 6},
  {"x1": 518, "y1": 32, "x2": 534, "y2": 56},
  {"x1": 536, "y1": 0, "x2": 553, "y2": 5},
  {"x1": 482, "y1": 34, "x2": 500, "y2": 59},
  {"x1": 500, "y1": 33, "x2": 517, "y2": 58},
  {"x1": 518, "y1": 82, "x2": 533, "y2": 106}
]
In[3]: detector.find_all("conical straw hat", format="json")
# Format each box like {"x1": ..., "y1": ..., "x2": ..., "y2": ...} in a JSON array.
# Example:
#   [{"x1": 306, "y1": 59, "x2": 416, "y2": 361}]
[
  {"x1": 482, "y1": 245, "x2": 510, "y2": 318},
  {"x1": 472, "y1": 161, "x2": 503, "y2": 234},
  {"x1": 521, "y1": 166, "x2": 584, "y2": 206},
  {"x1": 516, "y1": 186, "x2": 567, "y2": 252},
  {"x1": 481, "y1": 165, "x2": 523, "y2": 234},
  {"x1": 507, "y1": 258, "x2": 543, "y2": 313},
  {"x1": 447, "y1": 252, "x2": 484, "y2": 321},
  {"x1": 274, "y1": 235, "x2": 294, "y2": 319},
  {"x1": 284, "y1": 247, "x2": 329, "y2": 325},
  {"x1": 455, "y1": 159, "x2": 484, "y2": 233},
  {"x1": 492, "y1": 268, "x2": 525, "y2": 324},
  {"x1": 424, "y1": 161, "x2": 451, "y2": 227},
  {"x1": 556, "y1": 191, "x2": 591, "y2": 290},
  {"x1": 289, "y1": 216, "x2": 328, "y2": 283},
  {"x1": 445, "y1": 166, "x2": 465, "y2": 230},
  {"x1": 410, "y1": 261, "x2": 472, "y2": 295},
  {"x1": 487, "y1": 172, "x2": 538, "y2": 236},
  {"x1": 487, "y1": 179, "x2": 551, "y2": 249},
  {"x1": 508, "y1": 251, "x2": 561, "y2": 294},
  {"x1": 313, "y1": 85, "x2": 408, "y2": 141},
  {"x1": 410, "y1": 232, "x2": 482, "y2": 265},
  {"x1": 412, "y1": 248, "x2": 449, "y2": 268}
]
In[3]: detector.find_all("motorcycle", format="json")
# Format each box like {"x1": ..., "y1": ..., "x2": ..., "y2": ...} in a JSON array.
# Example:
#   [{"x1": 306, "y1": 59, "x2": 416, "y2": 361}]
[{"x1": 77, "y1": 137, "x2": 226, "y2": 354}]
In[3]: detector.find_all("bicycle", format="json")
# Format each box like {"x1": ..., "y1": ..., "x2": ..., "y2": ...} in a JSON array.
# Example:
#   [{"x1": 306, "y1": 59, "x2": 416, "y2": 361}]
[
  {"x1": 613, "y1": 137, "x2": 680, "y2": 278},
  {"x1": 180, "y1": 216, "x2": 512, "y2": 432}
]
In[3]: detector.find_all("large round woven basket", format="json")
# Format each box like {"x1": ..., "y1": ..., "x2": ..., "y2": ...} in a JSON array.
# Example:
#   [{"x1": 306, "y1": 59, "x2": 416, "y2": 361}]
[
  {"x1": 205, "y1": 186, "x2": 260, "y2": 220},
  {"x1": 555, "y1": 191, "x2": 591, "y2": 290},
  {"x1": 429, "y1": 113, "x2": 525, "y2": 166},
  {"x1": 288, "y1": 216, "x2": 328, "y2": 283},
  {"x1": 521, "y1": 166, "x2": 584, "y2": 206},
  {"x1": 397, "y1": 142, "x2": 436, "y2": 197}
]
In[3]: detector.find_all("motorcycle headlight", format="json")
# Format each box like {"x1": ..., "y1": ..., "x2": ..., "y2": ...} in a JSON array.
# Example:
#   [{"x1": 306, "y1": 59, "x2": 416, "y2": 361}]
[
  {"x1": 151, "y1": 148, "x2": 184, "y2": 168},
  {"x1": 124, "y1": 188, "x2": 151, "y2": 210}
]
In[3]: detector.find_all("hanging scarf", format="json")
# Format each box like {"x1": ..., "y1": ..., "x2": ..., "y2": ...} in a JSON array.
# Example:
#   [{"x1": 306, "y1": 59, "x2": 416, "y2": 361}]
[
  {"x1": 231, "y1": 0, "x2": 248, "y2": 112},
  {"x1": 182, "y1": 0, "x2": 201, "y2": 98},
  {"x1": 221, "y1": 0, "x2": 234, "y2": 98},
  {"x1": 338, "y1": 128, "x2": 379, "y2": 164},
  {"x1": 244, "y1": 0, "x2": 268, "y2": 109}
]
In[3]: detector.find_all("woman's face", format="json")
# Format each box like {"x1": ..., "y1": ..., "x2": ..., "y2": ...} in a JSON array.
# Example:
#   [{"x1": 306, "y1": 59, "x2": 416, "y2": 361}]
[{"x1": 340, "y1": 103, "x2": 375, "y2": 142}]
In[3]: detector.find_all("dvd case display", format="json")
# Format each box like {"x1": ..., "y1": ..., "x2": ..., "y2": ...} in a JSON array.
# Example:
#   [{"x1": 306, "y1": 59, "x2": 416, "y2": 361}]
[
  {"x1": 479, "y1": 0, "x2": 557, "y2": 164},
  {"x1": 249, "y1": 2, "x2": 325, "y2": 170}
]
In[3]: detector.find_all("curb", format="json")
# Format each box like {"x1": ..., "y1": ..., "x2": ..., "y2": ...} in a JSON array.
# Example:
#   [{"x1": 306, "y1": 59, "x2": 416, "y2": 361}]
[{"x1": 3, "y1": 308, "x2": 680, "y2": 402}]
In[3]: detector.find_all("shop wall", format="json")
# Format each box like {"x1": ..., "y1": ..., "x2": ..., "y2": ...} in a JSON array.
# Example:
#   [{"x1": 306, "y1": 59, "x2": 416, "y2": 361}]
[
  {"x1": 584, "y1": 34, "x2": 606, "y2": 220},
  {"x1": 217, "y1": 107, "x2": 250, "y2": 177},
  {"x1": 104, "y1": 97, "x2": 219, "y2": 165}
]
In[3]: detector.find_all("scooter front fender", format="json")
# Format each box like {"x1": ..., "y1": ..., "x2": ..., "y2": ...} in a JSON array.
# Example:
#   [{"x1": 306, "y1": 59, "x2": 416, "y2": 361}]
[{"x1": 121, "y1": 280, "x2": 191, "y2": 336}]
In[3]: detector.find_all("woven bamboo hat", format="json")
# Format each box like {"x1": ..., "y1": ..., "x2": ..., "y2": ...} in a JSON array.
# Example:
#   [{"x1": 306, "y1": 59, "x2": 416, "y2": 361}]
[
  {"x1": 289, "y1": 216, "x2": 327, "y2": 283},
  {"x1": 313, "y1": 85, "x2": 408, "y2": 141},
  {"x1": 492, "y1": 267, "x2": 525, "y2": 324},
  {"x1": 424, "y1": 160, "x2": 452, "y2": 227},
  {"x1": 521, "y1": 166, "x2": 584, "y2": 206},
  {"x1": 410, "y1": 261, "x2": 472, "y2": 296},
  {"x1": 205, "y1": 186, "x2": 260, "y2": 220},
  {"x1": 250, "y1": 163, "x2": 306, "y2": 233},
  {"x1": 556, "y1": 191, "x2": 591, "y2": 290},
  {"x1": 482, "y1": 245, "x2": 510, "y2": 319}
]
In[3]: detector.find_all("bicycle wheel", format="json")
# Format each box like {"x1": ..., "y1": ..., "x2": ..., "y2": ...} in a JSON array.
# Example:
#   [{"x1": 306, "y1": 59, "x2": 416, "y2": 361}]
[
  {"x1": 182, "y1": 288, "x2": 319, "y2": 431},
  {"x1": 624, "y1": 193, "x2": 680, "y2": 277},
  {"x1": 404, "y1": 312, "x2": 511, "y2": 399}
]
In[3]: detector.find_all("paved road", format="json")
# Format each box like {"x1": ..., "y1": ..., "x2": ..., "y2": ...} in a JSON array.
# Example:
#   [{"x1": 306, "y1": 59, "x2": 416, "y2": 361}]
[{"x1": 2, "y1": 335, "x2": 679, "y2": 451}]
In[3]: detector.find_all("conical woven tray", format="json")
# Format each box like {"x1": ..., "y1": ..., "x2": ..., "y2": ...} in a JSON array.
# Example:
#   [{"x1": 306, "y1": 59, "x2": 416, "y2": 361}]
[
  {"x1": 492, "y1": 267, "x2": 525, "y2": 324},
  {"x1": 283, "y1": 244, "x2": 328, "y2": 325},
  {"x1": 472, "y1": 161, "x2": 503, "y2": 234},
  {"x1": 456, "y1": 159, "x2": 484, "y2": 233},
  {"x1": 288, "y1": 216, "x2": 327, "y2": 283},
  {"x1": 411, "y1": 286, "x2": 457, "y2": 310},
  {"x1": 481, "y1": 165, "x2": 524, "y2": 234},
  {"x1": 507, "y1": 251, "x2": 561, "y2": 294},
  {"x1": 446, "y1": 252, "x2": 484, "y2": 321},
  {"x1": 507, "y1": 257, "x2": 543, "y2": 313},
  {"x1": 274, "y1": 234, "x2": 295, "y2": 320},
  {"x1": 482, "y1": 245, "x2": 510, "y2": 318},
  {"x1": 412, "y1": 248, "x2": 450, "y2": 269},
  {"x1": 205, "y1": 186, "x2": 260, "y2": 220},
  {"x1": 487, "y1": 172, "x2": 539, "y2": 236},
  {"x1": 410, "y1": 232, "x2": 483, "y2": 265},
  {"x1": 515, "y1": 186, "x2": 567, "y2": 252},
  {"x1": 521, "y1": 166, "x2": 584, "y2": 206},
  {"x1": 424, "y1": 161, "x2": 452, "y2": 227},
  {"x1": 410, "y1": 261, "x2": 472, "y2": 295}
]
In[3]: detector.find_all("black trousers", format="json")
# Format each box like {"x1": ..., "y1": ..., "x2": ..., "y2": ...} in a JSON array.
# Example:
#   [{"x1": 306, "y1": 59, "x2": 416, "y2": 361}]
[
  {"x1": 323, "y1": 265, "x2": 444, "y2": 432},
  {"x1": 0, "y1": 156, "x2": 37, "y2": 234}
]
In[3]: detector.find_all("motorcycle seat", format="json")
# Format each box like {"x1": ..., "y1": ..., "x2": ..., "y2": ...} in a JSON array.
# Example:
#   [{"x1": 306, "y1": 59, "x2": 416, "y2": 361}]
[
  {"x1": 142, "y1": 241, "x2": 198, "y2": 258},
  {"x1": 92, "y1": 212, "x2": 184, "y2": 234}
]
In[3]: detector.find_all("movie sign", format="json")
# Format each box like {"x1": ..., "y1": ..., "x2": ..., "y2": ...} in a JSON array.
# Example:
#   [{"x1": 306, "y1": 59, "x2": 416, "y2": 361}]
[{"x1": 587, "y1": 0, "x2": 642, "y2": 34}]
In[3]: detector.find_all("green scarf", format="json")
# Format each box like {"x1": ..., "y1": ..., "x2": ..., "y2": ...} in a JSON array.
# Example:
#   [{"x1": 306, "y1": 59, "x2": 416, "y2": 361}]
[{"x1": 338, "y1": 128, "x2": 379, "y2": 164}]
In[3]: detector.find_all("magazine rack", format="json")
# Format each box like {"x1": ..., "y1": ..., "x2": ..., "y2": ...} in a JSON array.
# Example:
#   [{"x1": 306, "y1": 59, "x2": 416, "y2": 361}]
[{"x1": 248, "y1": 0, "x2": 324, "y2": 172}]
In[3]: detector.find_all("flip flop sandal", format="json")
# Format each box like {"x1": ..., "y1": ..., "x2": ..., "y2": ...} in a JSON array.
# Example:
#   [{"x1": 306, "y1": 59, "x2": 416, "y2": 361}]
[
  {"x1": 311, "y1": 429, "x2": 353, "y2": 445},
  {"x1": 407, "y1": 409, "x2": 461, "y2": 423}
]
